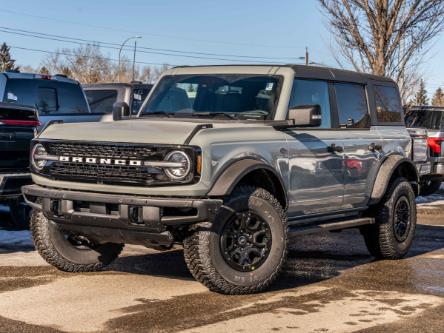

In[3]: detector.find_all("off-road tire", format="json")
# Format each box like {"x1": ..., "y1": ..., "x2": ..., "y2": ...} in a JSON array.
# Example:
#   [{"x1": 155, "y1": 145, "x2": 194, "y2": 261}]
[
  {"x1": 362, "y1": 177, "x2": 416, "y2": 259},
  {"x1": 30, "y1": 209, "x2": 123, "y2": 272},
  {"x1": 183, "y1": 187, "x2": 287, "y2": 294},
  {"x1": 7, "y1": 196, "x2": 31, "y2": 230},
  {"x1": 420, "y1": 180, "x2": 442, "y2": 196}
]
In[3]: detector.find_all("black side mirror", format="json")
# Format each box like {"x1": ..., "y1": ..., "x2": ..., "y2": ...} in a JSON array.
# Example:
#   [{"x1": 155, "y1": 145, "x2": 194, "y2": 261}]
[
  {"x1": 288, "y1": 105, "x2": 322, "y2": 127},
  {"x1": 112, "y1": 101, "x2": 130, "y2": 121}
]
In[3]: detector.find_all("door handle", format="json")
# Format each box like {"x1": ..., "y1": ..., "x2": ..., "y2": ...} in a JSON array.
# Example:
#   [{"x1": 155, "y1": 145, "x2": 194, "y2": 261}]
[
  {"x1": 328, "y1": 143, "x2": 344, "y2": 153},
  {"x1": 368, "y1": 143, "x2": 382, "y2": 152}
]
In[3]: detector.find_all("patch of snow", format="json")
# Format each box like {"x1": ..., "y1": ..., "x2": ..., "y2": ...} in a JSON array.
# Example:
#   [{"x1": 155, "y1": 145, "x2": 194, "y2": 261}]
[{"x1": 0, "y1": 230, "x2": 33, "y2": 249}]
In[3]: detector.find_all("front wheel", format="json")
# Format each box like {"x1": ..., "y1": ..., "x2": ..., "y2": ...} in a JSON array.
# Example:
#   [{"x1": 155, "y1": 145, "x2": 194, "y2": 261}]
[
  {"x1": 30, "y1": 209, "x2": 123, "y2": 272},
  {"x1": 361, "y1": 177, "x2": 416, "y2": 259},
  {"x1": 183, "y1": 187, "x2": 288, "y2": 294}
]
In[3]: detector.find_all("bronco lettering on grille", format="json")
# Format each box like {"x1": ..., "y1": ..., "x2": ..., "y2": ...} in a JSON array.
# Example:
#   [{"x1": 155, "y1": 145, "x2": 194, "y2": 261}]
[{"x1": 59, "y1": 156, "x2": 142, "y2": 166}]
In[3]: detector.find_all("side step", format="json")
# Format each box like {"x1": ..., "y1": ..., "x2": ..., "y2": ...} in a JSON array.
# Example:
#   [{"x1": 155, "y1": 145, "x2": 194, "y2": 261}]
[{"x1": 289, "y1": 217, "x2": 375, "y2": 236}]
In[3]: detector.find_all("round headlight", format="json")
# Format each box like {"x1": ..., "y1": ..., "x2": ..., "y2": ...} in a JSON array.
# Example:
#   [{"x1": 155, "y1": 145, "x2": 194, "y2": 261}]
[
  {"x1": 31, "y1": 143, "x2": 48, "y2": 171},
  {"x1": 164, "y1": 151, "x2": 191, "y2": 180}
]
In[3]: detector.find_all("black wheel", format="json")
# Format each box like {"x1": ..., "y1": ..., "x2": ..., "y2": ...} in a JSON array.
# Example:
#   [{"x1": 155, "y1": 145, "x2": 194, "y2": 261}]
[
  {"x1": 183, "y1": 187, "x2": 287, "y2": 294},
  {"x1": 420, "y1": 180, "x2": 442, "y2": 196},
  {"x1": 361, "y1": 177, "x2": 416, "y2": 259},
  {"x1": 30, "y1": 209, "x2": 123, "y2": 272},
  {"x1": 7, "y1": 196, "x2": 31, "y2": 230}
]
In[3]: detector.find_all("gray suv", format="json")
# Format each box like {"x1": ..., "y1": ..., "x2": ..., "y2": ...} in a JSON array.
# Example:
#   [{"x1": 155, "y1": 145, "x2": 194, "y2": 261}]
[{"x1": 23, "y1": 65, "x2": 418, "y2": 294}]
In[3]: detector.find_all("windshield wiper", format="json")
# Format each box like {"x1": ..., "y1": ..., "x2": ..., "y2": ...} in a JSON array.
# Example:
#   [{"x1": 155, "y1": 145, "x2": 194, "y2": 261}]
[{"x1": 192, "y1": 112, "x2": 238, "y2": 120}]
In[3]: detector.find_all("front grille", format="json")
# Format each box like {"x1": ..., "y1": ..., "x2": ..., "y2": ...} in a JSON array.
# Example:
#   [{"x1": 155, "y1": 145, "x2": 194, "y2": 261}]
[{"x1": 41, "y1": 141, "x2": 191, "y2": 186}]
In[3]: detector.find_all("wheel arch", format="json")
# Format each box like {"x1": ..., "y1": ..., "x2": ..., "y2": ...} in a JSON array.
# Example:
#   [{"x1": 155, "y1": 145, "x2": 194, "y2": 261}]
[
  {"x1": 369, "y1": 155, "x2": 419, "y2": 205},
  {"x1": 207, "y1": 158, "x2": 288, "y2": 209}
]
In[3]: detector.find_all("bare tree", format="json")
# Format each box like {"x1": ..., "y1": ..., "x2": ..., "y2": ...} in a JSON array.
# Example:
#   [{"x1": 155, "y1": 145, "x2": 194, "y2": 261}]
[{"x1": 319, "y1": 0, "x2": 444, "y2": 102}]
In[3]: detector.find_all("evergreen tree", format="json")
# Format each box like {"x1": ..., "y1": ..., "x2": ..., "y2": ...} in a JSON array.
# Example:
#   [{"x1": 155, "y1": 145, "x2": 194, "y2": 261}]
[
  {"x1": 0, "y1": 43, "x2": 19, "y2": 72},
  {"x1": 432, "y1": 87, "x2": 444, "y2": 106},
  {"x1": 411, "y1": 80, "x2": 429, "y2": 106},
  {"x1": 39, "y1": 66, "x2": 49, "y2": 75}
]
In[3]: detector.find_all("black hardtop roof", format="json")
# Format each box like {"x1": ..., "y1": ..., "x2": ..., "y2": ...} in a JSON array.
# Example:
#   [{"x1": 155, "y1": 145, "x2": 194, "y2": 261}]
[{"x1": 172, "y1": 64, "x2": 396, "y2": 85}]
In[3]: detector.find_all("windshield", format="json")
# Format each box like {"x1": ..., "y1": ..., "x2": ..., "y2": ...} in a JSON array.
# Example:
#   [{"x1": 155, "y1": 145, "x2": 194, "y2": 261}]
[{"x1": 140, "y1": 74, "x2": 280, "y2": 120}]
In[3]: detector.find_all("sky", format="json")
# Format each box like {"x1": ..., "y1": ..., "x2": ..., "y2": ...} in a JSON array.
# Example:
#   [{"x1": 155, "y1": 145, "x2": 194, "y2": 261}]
[{"x1": 0, "y1": 0, "x2": 443, "y2": 95}]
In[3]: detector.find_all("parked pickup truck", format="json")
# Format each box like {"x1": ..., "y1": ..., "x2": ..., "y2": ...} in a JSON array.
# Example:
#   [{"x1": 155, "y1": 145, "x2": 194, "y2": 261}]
[
  {"x1": 0, "y1": 103, "x2": 39, "y2": 228},
  {"x1": 83, "y1": 82, "x2": 153, "y2": 116},
  {"x1": 0, "y1": 71, "x2": 112, "y2": 126},
  {"x1": 24, "y1": 65, "x2": 418, "y2": 294},
  {"x1": 405, "y1": 106, "x2": 444, "y2": 195}
]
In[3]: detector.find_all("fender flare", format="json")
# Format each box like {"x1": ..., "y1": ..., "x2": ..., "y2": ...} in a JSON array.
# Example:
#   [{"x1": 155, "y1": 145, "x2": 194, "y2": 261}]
[
  {"x1": 369, "y1": 155, "x2": 419, "y2": 204},
  {"x1": 207, "y1": 159, "x2": 287, "y2": 206}
]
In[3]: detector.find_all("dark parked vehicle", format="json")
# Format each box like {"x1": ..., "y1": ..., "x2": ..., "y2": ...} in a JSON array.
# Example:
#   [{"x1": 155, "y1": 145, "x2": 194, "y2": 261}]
[
  {"x1": 83, "y1": 82, "x2": 153, "y2": 115},
  {"x1": 405, "y1": 106, "x2": 444, "y2": 195},
  {"x1": 0, "y1": 71, "x2": 111, "y2": 126},
  {"x1": 0, "y1": 103, "x2": 39, "y2": 228},
  {"x1": 25, "y1": 65, "x2": 418, "y2": 294}
]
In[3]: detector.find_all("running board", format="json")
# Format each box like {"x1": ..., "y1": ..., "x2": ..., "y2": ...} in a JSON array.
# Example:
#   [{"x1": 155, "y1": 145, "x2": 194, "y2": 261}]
[{"x1": 289, "y1": 217, "x2": 375, "y2": 236}]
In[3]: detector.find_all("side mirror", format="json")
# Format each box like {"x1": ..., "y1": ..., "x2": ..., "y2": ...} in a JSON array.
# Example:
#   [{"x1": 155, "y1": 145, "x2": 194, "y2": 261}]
[
  {"x1": 112, "y1": 101, "x2": 130, "y2": 121},
  {"x1": 288, "y1": 105, "x2": 322, "y2": 127}
]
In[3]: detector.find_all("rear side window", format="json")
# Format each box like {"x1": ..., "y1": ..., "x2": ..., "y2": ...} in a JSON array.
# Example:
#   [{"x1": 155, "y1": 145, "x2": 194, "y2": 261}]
[
  {"x1": 289, "y1": 79, "x2": 331, "y2": 128},
  {"x1": 334, "y1": 83, "x2": 370, "y2": 128},
  {"x1": 85, "y1": 89, "x2": 118, "y2": 114},
  {"x1": 374, "y1": 85, "x2": 403, "y2": 123},
  {"x1": 405, "y1": 110, "x2": 442, "y2": 130},
  {"x1": 3, "y1": 79, "x2": 89, "y2": 115}
]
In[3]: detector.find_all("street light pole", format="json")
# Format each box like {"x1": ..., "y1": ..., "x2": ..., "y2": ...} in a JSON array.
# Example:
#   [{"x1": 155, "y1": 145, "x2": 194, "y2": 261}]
[
  {"x1": 132, "y1": 40, "x2": 137, "y2": 82},
  {"x1": 118, "y1": 36, "x2": 142, "y2": 83}
]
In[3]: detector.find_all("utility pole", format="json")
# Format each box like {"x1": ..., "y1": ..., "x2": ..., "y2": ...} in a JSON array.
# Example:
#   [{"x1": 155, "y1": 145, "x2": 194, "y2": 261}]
[
  {"x1": 132, "y1": 40, "x2": 137, "y2": 82},
  {"x1": 305, "y1": 47, "x2": 309, "y2": 66}
]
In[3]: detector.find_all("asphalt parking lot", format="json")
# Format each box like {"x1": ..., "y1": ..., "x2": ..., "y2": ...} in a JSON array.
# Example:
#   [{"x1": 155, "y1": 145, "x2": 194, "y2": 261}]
[{"x1": 0, "y1": 197, "x2": 443, "y2": 333}]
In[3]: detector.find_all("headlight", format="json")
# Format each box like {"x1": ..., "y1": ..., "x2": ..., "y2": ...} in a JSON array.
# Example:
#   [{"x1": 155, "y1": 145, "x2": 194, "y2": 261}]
[
  {"x1": 31, "y1": 143, "x2": 48, "y2": 171},
  {"x1": 164, "y1": 150, "x2": 191, "y2": 180}
]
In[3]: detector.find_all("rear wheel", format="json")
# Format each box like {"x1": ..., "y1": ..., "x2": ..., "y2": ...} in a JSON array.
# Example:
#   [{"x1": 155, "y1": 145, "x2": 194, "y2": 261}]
[
  {"x1": 183, "y1": 187, "x2": 287, "y2": 294},
  {"x1": 362, "y1": 177, "x2": 416, "y2": 259},
  {"x1": 30, "y1": 209, "x2": 123, "y2": 272}
]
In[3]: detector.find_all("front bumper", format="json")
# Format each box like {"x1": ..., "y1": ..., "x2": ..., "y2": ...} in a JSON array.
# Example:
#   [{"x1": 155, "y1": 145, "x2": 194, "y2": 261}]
[
  {"x1": 22, "y1": 184, "x2": 222, "y2": 247},
  {"x1": 0, "y1": 172, "x2": 32, "y2": 199}
]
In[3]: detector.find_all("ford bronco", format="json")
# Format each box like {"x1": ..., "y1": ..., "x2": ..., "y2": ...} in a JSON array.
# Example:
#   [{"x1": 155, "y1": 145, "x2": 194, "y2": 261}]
[{"x1": 23, "y1": 65, "x2": 418, "y2": 294}]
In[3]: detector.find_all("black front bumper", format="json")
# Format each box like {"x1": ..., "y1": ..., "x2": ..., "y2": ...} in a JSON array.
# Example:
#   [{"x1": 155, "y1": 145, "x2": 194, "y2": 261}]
[
  {"x1": 0, "y1": 172, "x2": 32, "y2": 199},
  {"x1": 22, "y1": 184, "x2": 222, "y2": 247}
]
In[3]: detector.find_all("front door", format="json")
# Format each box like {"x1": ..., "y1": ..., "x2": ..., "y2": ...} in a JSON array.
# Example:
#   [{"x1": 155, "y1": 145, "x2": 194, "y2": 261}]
[{"x1": 284, "y1": 79, "x2": 344, "y2": 217}]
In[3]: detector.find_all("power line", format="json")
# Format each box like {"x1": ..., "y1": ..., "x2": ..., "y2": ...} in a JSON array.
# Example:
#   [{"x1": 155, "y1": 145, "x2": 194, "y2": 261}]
[
  {"x1": 0, "y1": 27, "x2": 292, "y2": 64},
  {"x1": 0, "y1": 8, "x2": 323, "y2": 51},
  {"x1": 8, "y1": 45, "x2": 182, "y2": 67},
  {"x1": 0, "y1": 26, "x2": 301, "y2": 61}
]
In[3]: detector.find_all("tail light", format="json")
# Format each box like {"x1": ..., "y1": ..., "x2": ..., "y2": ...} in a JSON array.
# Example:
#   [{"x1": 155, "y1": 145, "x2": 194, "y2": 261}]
[
  {"x1": 427, "y1": 137, "x2": 444, "y2": 156},
  {"x1": 0, "y1": 119, "x2": 41, "y2": 126}
]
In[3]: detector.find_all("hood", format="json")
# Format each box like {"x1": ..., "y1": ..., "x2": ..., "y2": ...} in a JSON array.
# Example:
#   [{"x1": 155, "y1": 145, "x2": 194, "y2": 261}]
[{"x1": 38, "y1": 119, "x2": 207, "y2": 145}]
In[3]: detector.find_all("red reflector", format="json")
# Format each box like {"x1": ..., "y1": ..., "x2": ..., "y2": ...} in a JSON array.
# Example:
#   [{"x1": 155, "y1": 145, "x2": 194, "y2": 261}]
[
  {"x1": 427, "y1": 137, "x2": 443, "y2": 155},
  {"x1": 1, "y1": 119, "x2": 41, "y2": 126}
]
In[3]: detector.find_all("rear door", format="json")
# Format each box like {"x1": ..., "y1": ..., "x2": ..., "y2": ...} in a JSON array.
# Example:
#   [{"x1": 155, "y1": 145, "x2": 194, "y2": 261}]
[{"x1": 334, "y1": 82, "x2": 383, "y2": 209}]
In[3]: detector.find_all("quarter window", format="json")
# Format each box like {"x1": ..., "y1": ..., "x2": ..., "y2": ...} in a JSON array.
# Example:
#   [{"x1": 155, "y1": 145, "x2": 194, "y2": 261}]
[
  {"x1": 374, "y1": 85, "x2": 403, "y2": 123},
  {"x1": 335, "y1": 83, "x2": 370, "y2": 128},
  {"x1": 289, "y1": 79, "x2": 331, "y2": 128}
]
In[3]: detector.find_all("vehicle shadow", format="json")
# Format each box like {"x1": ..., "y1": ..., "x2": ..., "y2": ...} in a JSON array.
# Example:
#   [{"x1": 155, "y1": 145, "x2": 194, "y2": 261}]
[{"x1": 110, "y1": 223, "x2": 444, "y2": 291}]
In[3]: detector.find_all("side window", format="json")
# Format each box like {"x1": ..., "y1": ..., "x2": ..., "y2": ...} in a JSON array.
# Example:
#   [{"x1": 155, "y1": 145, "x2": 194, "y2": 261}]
[
  {"x1": 57, "y1": 82, "x2": 90, "y2": 114},
  {"x1": 85, "y1": 89, "x2": 118, "y2": 114},
  {"x1": 37, "y1": 87, "x2": 58, "y2": 113},
  {"x1": 335, "y1": 83, "x2": 370, "y2": 128},
  {"x1": 289, "y1": 79, "x2": 331, "y2": 128},
  {"x1": 374, "y1": 85, "x2": 403, "y2": 123}
]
